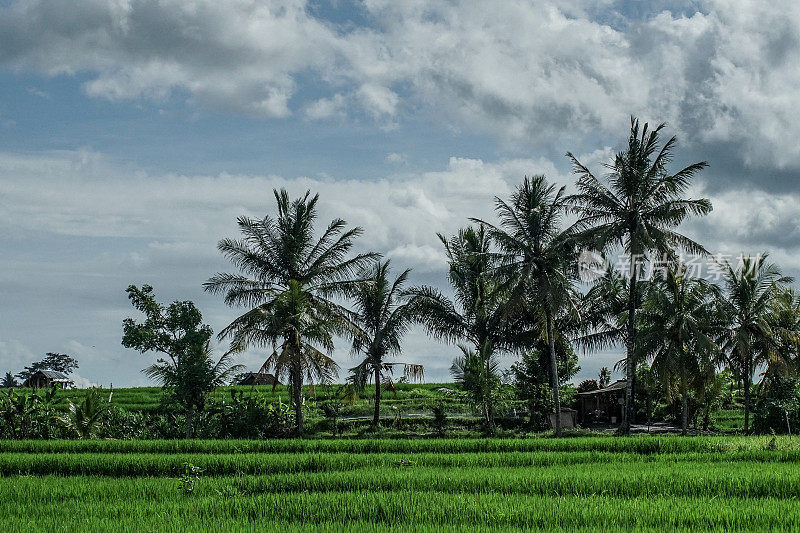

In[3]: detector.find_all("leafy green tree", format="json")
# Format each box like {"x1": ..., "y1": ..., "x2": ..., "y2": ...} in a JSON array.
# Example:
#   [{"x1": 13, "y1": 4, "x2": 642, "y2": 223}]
[
  {"x1": 348, "y1": 260, "x2": 423, "y2": 427},
  {"x1": 474, "y1": 175, "x2": 578, "y2": 436},
  {"x1": 638, "y1": 267, "x2": 723, "y2": 434},
  {"x1": 1, "y1": 372, "x2": 18, "y2": 388},
  {"x1": 719, "y1": 254, "x2": 792, "y2": 432},
  {"x1": 410, "y1": 226, "x2": 510, "y2": 431},
  {"x1": 16, "y1": 352, "x2": 79, "y2": 382},
  {"x1": 122, "y1": 284, "x2": 240, "y2": 437},
  {"x1": 510, "y1": 338, "x2": 580, "y2": 429},
  {"x1": 567, "y1": 117, "x2": 712, "y2": 434},
  {"x1": 204, "y1": 189, "x2": 376, "y2": 435}
]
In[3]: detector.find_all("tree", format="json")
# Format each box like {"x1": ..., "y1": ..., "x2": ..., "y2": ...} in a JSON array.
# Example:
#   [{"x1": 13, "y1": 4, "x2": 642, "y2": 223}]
[
  {"x1": 348, "y1": 260, "x2": 423, "y2": 427},
  {"x1": 16, "y1": 352, "x2": 79, "y2": 382},
  {"x1": 121, "y1": 284, "x2": 240, "y2": 437},
  {"x1": 567, "y1": 117, "x2": 712, "y2": 434},
  {"x1": 410, "y1": 226, "x2": 510, "y2": 431},
  {"x1": 474, "y1": 175, "x2": 578, "y2": 437},
  {"x1": 638, "y1": 266, "x2": 723, "y2": 434},
  {"x1": 719, "y1": 254, "x2": 792, "y2": 432},
  {"x1": 1, "y1": 372, "x2": 18, "y2": 388},
  {"x1": 63, "y1": 388, "x2": 111, "y2": 439},
  {"x1": 204, "y1": 189, "x2": 377, "y2": 435},
  {"x1": 598, "y1": 367, "x2": 611, "y2": 388},
  {"x1": 510, "y1": 338, "x2": 580, "y2": 429}
]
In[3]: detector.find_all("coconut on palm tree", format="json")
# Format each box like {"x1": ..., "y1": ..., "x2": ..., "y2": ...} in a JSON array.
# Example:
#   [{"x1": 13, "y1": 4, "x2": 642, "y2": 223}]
[
  {"x1": 719, "y1": 254, "x2": 792, "y2": 432},
  {"x1": 472, "y1": 175, "x2": 579, "y2": 437},
  {"x1": 566, "y1": 117, "x2": 712, "y2": 434},
  {"x1": 205, "y1": 189, "x2": 377, "y2": 434},
  {"x1": 409, "y1": 226, "x2": 511, "y2": 431},
  {"x1": 348, "y1": 260, "x2": 423, "y2": 427}
]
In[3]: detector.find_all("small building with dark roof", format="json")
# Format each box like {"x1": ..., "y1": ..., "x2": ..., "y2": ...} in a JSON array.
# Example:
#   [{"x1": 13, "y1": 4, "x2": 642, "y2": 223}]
[
  {"x1": 237, "y1": 372, "x2": 280, "y2": 386},
  {"x1": 23, "y1": 370, "x2": 73, "y2": 389},
  {"x1": 576, "y1": 379, "x2": 627, "y2": 425}
]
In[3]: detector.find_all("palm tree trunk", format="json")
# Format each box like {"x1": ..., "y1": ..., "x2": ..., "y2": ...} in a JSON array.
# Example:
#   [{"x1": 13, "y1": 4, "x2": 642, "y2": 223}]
[
  {"x1": 622, "y1": 267, "x2": 637, "y2": 435},
  {"x1": 373, "y1": 365, "x2": 382, "y2": 427},
  {"x1": 546, "y1": 308, "x2": 562, "y2": 437},
  {"x1": 743, "y1": 371, "x2": 751, "y2": 434},
  {"x1": 292, "y1": 364, "x2": 303, "y2": 435},
  {"x1": 681, "y1": 393, "x2": 689, "y2": 436},
  {"x1": 185, "y1": 405, "x2": 194, "y2": 439}
]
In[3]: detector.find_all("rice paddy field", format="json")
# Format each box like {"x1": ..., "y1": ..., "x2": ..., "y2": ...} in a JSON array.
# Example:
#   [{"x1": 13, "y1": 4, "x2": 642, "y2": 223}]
[{"x1": 1, "y1": 436, "x2": 800, "y2": 532}]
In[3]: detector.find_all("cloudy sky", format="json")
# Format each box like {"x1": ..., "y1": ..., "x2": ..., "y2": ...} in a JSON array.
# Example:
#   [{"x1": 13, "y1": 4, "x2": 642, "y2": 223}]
[{"x1": 1, "y1": 0, "x2": 800, "y2": 387}]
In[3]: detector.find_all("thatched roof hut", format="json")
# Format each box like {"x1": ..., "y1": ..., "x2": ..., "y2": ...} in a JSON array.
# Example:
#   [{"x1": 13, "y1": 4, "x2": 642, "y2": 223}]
[
  {"x1": 23, "y1": 370, "x2": 73, "y2": 389},
  {"x1": 237, "y1": 372, "x2": 280, "y2": 386}
]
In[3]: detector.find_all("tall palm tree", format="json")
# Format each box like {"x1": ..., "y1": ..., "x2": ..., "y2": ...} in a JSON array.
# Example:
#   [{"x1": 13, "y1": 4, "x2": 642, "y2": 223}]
[
  {"x1": 348, "y1": 260, "x2": 424, "y2": 427},
  {"x1": 638, "y1": 267, "x2": 723, "y2": 434},
  {"x1": 566, "y1": 117, "x2": 712, "y2": 434},
  {"x1": 204, "y1": 189, "x2": 377, "y2": 434},
  {"x1": 473, "y1": 175, "x2": 578, "y2": 437},
  {"x1": 409, "y1": 226, "x2": 510, "y2": 430},
  {"x1": 719, "y1": 254, "x2": 792, "y2": 432}
]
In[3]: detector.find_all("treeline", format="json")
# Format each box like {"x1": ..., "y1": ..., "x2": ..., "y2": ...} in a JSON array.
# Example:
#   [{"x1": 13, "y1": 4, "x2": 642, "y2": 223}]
[{"x1": 4, "y1": 117, "x2": 800, "y2": 439}]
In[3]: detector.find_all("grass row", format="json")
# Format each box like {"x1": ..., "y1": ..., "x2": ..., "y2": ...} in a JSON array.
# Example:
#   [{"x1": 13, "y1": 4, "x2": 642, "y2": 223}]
[
  {"x1": 2, "y1": 435, "x2": 793, "y2": 454},
  {"x1": 1, "y1": 482, "x2": 799, "y2": 531}
]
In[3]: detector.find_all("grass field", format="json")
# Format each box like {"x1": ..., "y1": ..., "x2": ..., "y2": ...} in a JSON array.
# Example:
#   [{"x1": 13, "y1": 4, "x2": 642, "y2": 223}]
[{"x1": 1, "y1": 436, "x2": 798, "y2": 532}]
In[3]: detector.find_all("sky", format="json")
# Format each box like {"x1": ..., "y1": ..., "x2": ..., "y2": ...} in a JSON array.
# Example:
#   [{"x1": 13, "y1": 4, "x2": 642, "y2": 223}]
[{"x1": 2, "y1": 0, "x2": 800, "y2": 387}]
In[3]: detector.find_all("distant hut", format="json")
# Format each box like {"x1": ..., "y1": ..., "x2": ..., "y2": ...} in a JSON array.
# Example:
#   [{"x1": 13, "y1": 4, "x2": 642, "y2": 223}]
[
  {"x1": 23, "y1": 370, "x2": 73, "y2": 389},
  {"x1": 576, "y1": 379, "x2": 627, "y2": 425},
  {"x1": 237, "y1": 372, "x2": 280, "y2": 386}
]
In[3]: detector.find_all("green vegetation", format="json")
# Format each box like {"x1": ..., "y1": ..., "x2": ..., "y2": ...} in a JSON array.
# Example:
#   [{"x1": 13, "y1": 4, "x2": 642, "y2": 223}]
[{"x1": 2, "y1": 436, "x2": 800, "y2": 531}]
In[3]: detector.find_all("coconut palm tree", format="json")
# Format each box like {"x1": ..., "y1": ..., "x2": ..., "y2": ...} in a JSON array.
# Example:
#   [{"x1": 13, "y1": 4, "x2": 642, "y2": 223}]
[
  {"x1": 409, "y1": 226, "x2": 510, "y2": 430},
  {"x1": 719, "y1": 254, "x2": 792, "y2": 432},
  {"x1": 204, "y1": 189, "x2": 377, "y2": 434},
  {"x1": 638, "y1": 266, "x2": 723, "y2": 434},
  {"x1": 348, "y1": 260, "x2": 424, "y2": 427},
  {"x1": 566, "y1": 117, "x2": 712, "y2": 433},
  {"x1": 472, "y1": 175, "x2": 578, "y2": 436}
]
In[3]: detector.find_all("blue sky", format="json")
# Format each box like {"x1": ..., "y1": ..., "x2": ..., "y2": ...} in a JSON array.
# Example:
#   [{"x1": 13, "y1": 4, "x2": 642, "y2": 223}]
[{"x1": 2, "y1": 0, "x2": 800, "y2": 387}]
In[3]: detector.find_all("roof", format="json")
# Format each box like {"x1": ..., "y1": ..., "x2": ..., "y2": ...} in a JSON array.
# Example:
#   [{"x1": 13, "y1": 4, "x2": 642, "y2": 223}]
[
  {"x1": 35, "y1": 370, "x2": 70, "y2": 381},
  {"x1": 577, "y1": 379, "x2": 627, "y2": 396}
]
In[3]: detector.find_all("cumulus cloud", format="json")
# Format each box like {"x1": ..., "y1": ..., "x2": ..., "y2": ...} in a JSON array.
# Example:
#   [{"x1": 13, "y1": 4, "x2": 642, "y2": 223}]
[{"x1": 3, "y1": 0, "x2": 800, "y2": 171}]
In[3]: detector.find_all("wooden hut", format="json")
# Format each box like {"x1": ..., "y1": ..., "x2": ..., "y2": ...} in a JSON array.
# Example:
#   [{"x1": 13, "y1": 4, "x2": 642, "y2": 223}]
[
  {"x1": 237, "y1": 372, "x2": 280, "y2": 386},
  {"x1": 576, "y1": 379, "x2": 627, "y2": 425},
  {"x1": 22, "y1": 370, "x2": 73, "y2": 389}
]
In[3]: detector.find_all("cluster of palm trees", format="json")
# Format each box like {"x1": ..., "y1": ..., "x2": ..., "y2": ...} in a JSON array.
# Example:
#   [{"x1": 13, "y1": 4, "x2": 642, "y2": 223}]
[{"x1": 205, "y1": 117, "x2": 799, "y2": 436}]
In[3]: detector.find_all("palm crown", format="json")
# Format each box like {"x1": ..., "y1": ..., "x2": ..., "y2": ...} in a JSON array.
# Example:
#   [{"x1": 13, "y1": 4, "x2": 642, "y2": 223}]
[{"x1": 204, "y1": 189, "x2": 378, "y2": 434}]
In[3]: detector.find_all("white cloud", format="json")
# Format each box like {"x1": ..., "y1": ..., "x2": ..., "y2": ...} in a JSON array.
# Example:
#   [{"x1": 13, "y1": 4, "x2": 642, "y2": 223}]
[
  {"x1": 386, "y1": 152, "x2": 407, "y2": 164},
  {"x1": 3, "y1": 1, "x2": 800, "y2": 167},
  {"x1": 305, "y1": 94, "x2": 346, "y2": 120}
]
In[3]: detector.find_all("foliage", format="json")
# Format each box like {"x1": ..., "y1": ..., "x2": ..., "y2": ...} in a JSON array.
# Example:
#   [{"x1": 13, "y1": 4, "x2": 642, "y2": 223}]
[
  {"x1": 474, "y1": 175, "x2": 580, "y2": 436},
  {"x1": 205, "y1": 189, "x2": 376, "y2": 434},
  {"x1": 16, "y1": 352, "x2": 79, "y2": 382},
  {"x1": 211, "y1": 390, "x2": 293, "y2": 439},
  {"x1": 410, "y1": 226, "x2": 511, "y2": 430},
  {"x1": 62, "y1": 388, "x2": 111, "y2": 439},
  {"x1": 347, "y1": 260, "x2": 423, "y2": 426},
  {"x1": 719, "y1": 254, "x2": 793, "y2": 432},
  {"x1": 567, "y1": 117, "x2": 711, "y2": 433},
  {"x1": 0, "y1": 387, "x2": 61, "y2": 439},
  {"x1": 753, "y1": 375, "x2": 800, "y2": 435},
  {"x1": 1, "y1": 372, "x2": 18, "y2": 388},
  {"x1": 177, "y1": 462, "x2": 203, "y2": 495},
  {"x1": 122, "y1": 284, "x2": 241, "y2": 437}
]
